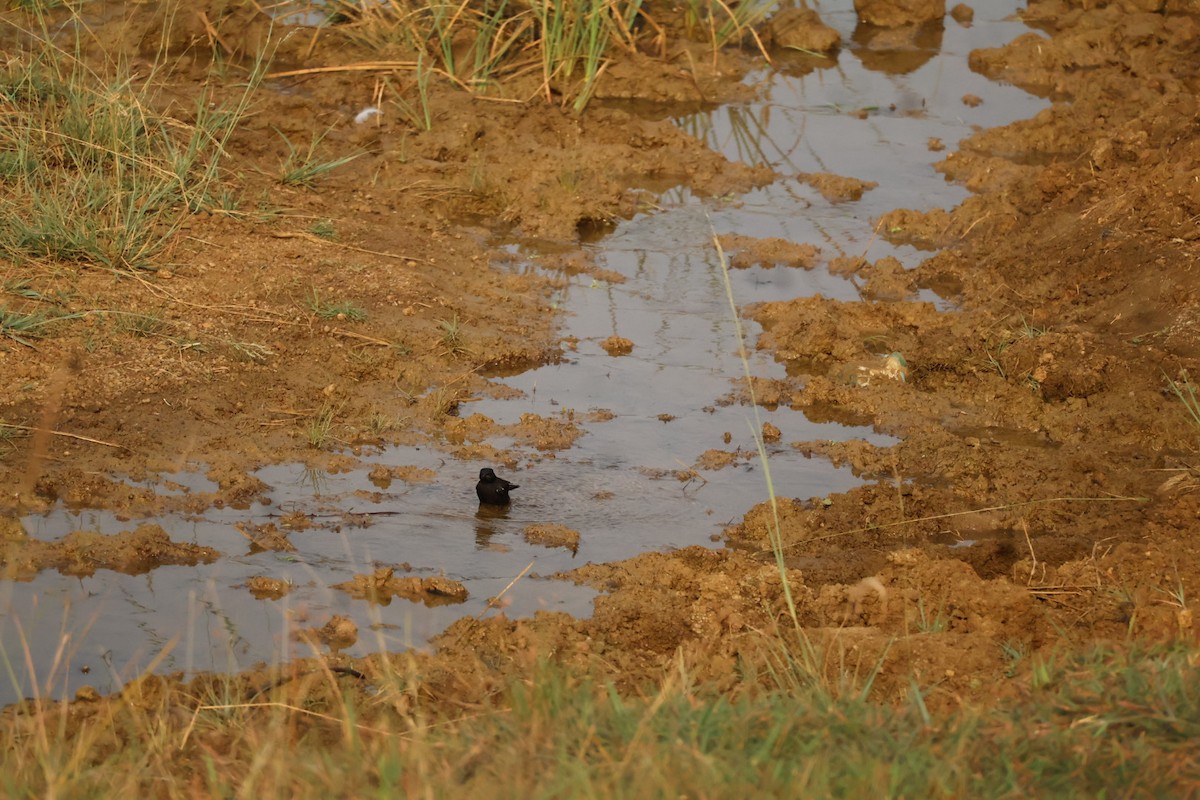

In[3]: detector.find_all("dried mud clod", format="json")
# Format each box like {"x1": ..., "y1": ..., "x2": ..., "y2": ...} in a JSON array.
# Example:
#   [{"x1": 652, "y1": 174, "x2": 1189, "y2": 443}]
[
  {"x1": 717, "y1": 233, "x2": 822, "y2": 269},
  {"x1": 523, "y1": 523, "x2": 581, "y2": 553},
  {"x1": 795, "y1": 172, "x2": 879, "y2": 204},
  {"x1": 854, "y1": 0, "x2": 947, "y2": 28},
  {"x1": 0, "y1": 524, "x2": 219, "y2": 580},
  {"x1": 693, "y1": 449, "x2": 749, "y2": 470},
  {"x1": 242, "y1": 576, "x2": 294, "y2": 600},
  {"x1": 298, "y1": 615, "x2": 359, "y2": 653},
  {"x1": 515, "y1": 413, "x2": 585, "y2": 451},
  {"x1": 235, "y1": 522, "x2": 295, "y2": 553},
  {"x1": 761, "y1": 8, "x2": 841, "y2": 55},
  {"x1": 366, "y1": 464, "x2": 438, "y2": 489},
  {"x1": 334, "y1": 567, "x2": 469, "y2": 606},
  {"x1": 600, "y1": 335, "x2": 635, "y2": 356}
]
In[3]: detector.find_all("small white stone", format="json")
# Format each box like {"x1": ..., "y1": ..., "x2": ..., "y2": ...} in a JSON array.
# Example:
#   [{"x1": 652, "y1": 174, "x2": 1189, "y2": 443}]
[{"x1": 354, "y1": 107, "x2": 381, "y2": 125}]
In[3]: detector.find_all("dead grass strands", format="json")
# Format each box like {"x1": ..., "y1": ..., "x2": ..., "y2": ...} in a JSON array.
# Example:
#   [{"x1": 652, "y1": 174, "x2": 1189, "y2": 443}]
[
  {"x1": 0, "y1": 422, "x2": 123, "y2": 451},
  {"x1": 712, "y1": 224, "x2": 800, "y2": 627},
  {"x1": 269, "y1": 229, "x2": 431, "y2": 263}
]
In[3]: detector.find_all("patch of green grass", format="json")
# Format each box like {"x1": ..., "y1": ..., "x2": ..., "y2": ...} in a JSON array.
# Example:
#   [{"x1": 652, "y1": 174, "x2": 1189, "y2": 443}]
[
  {"x1": 254, "y1": 192, "x2": 284, "y2": 223},
  {"x1": 1019, "y1": 316, "x2": 1049, "y2": 338},
  {"x1": 1031, "y1": 651, "x2": 1057, "y2": 690},
  {"x1": 305, "y1": 288, "x2": 366, "y2": 322},
  {"x1": 1000, "y1": 639, "x2": 1027, "y2": 678},
  {"x1": 438, "y1": 313, "x2": 470, "y2": 356},
  {"x1": 1167, "y1": 370, "x2": 1200, "y2": 433},
  {"x1": 0, "y1": 12, "x2": 262, "y2": 272},
  {"x1": 388, "y1": 53, "x2": 433, "y2": 131},
  {"x1": 0, "y1": 422, "x2": 29, "y2": 455},
  {"x1": 214, "y1": 188, "x2": 242, "y2": 213},
  {"x1": 915, "y1": 596, "x2": 948, "y2": 633},
  {"x1": 115, "y1": 311, "x2": 168, "y2": 338},
  {"x1": 531, "y1": 0, "x2": 619, "y2": 111},
  {"x1": 983, "y1": 338, "x2": 1011, "y2": 378},
  {"x1": 277, "y1": 129, "x2": 364, "y2": 187},
  {"x1": 366, "y1": 409, "x2": 406, "y2": 436},
  {"x1": 0, "y1": 306, "x2": 55, "y2": 345},
  {"x1": 2, "y1": 281, "x2": 37, "y2": 301},
  {"x1": 305, "y1": 402, "x2": 340, "y2": 448},
  {"x1": 309, "y1": 219, "x2": 336, "y2": 240}
]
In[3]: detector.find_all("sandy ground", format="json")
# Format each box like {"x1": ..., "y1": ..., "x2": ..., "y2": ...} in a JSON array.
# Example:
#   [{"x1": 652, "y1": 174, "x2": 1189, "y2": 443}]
[{"x1": 1, "y1": 0, "x2": 1199, "y2": 711}]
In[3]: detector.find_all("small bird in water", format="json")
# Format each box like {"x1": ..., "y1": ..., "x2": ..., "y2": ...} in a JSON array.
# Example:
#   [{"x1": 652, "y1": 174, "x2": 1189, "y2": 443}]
[{"x1": 476, "y1": 468, "x2": 519, "y2": 505}]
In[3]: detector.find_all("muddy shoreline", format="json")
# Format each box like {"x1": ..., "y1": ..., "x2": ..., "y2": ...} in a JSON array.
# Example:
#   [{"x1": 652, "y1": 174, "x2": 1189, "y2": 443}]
[{"x1": 1, "y1": 0, "x2": 1199, "y2": 716}]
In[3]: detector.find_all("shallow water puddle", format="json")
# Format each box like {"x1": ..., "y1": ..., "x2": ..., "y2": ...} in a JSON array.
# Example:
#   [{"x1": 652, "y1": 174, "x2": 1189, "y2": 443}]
[
  {"x1": 681, "y1": 0, "x2": 1045, "y2": 269},
  {"x1": 4, "y1": 3, "x2": 1048, "y2": 704}
]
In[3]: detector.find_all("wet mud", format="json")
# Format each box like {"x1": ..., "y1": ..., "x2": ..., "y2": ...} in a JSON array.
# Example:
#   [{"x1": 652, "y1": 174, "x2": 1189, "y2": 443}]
[{"x1": 1, "y1": 0, "x2": 1199, "y2": 714}]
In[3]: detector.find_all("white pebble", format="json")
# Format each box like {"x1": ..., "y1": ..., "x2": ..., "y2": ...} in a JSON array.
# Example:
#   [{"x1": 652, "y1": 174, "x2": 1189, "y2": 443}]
[{"x1": 354, "y1": 107, "x2": 381, "y2": 125}]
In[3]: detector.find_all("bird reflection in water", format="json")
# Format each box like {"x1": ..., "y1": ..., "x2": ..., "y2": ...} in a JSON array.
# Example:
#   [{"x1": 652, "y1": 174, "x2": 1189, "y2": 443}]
[{"x1": 474, "y1": 502, "x2": 511, "y2": 549}]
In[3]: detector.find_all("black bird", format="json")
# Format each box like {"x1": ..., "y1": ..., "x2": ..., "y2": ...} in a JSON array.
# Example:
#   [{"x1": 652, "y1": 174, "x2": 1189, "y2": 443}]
[{"x1": 476, "y1": 468, "x2": 519, "y2": 505}]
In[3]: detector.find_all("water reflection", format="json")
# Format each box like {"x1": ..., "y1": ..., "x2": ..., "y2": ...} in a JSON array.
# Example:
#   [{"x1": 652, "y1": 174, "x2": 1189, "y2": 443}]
[
  {"x1": 852, "y1": 21, "x2": 945, "y2": 74},
  {"x1": 474, "y1": 503, "x2": 511, "y2": 550}
]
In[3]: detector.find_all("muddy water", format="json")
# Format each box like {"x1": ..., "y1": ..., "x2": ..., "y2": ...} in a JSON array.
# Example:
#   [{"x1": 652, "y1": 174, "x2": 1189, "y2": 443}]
[{"x1": 3, "y1": 2, "x2": 1047, "y2": 704}]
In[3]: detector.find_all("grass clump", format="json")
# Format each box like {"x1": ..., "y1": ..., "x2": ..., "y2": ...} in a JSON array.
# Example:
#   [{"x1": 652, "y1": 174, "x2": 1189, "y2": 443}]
[
  {"x1": 305, "y1": 288, "x2": 367, "y2": 322},
  {"x1": 0, "y1": 306, "x2": 58, "y2": 345},
  {"x1": 0, "y1": 422, "x2": 28, "y2": 454},
  {"x1": 389, "y1": 53, "x2": 434, "y2": 131},
  {"x1": 332, "y1": 0, "x2": 643, "y2": 111},
  {"x1": 681, "y1": 0, "x2": 774, "y2": 49},
  {"x1": 277, "y1": 129, "x2": 364, "y2": 187},
  {"x1": 309, "y1": 219, "x2": 337, "y2": 240},
  {"x1": 915, "y1": 596, "x2": 948, "y2": 634},
  {"x1": 305, "y1": 402, "x2": 341, "y2": 448},
  {"x1": 530, "y1": 0, "x2": 630, "y2": 111},
  {"x1": 1167, "y1": 369, "x2": 1200, "y2": 435},
  {"x1": 0, "y1": 14, "x2": 259, "y2": 272},
  {"x1": 438, "y1": 313, "x2": 463, "y2": 348},
  {"x1": 114, "y1": 311, "x2": 168, "y2": 339}
]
